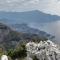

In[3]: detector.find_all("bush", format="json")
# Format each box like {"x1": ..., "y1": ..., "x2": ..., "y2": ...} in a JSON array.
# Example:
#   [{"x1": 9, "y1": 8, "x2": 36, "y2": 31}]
[{"x1": 7, "y1": 44, "x2": 27, "y2": 59}]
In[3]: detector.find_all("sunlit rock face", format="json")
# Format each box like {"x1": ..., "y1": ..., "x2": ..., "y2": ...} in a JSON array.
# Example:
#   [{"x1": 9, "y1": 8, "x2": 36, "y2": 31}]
[
  {"x1": 26, "y1": 40, "x2": 60, "y2": 60},
  {"x1": 1, "y1": 55, "x2": 8, "y2": 60}
]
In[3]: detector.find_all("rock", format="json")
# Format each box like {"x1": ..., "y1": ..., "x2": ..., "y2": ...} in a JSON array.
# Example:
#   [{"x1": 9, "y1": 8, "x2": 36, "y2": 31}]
[
  {"x1": 1, "y1": 55, "x2": 8, "y2": 60},
  {"x1": 26, "y1": 40, "x2": 60, "y2": 60}
]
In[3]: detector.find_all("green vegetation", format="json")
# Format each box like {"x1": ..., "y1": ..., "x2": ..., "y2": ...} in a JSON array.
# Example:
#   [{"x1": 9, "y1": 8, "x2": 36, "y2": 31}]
[{"x1": 7, "y1": 44, "x2": 27, "y2": 60}]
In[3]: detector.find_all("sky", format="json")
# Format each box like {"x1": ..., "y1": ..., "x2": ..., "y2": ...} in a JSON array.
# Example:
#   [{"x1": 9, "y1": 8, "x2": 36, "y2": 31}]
[{"x1": 0, "y1": 0, "x2": 60, "y2": 15}]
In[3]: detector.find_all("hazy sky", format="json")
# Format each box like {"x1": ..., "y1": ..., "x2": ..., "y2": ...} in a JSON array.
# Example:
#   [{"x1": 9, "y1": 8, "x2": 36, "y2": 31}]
[{"x1": 0, "y1": 0, "x2": 60, "y2": 15}]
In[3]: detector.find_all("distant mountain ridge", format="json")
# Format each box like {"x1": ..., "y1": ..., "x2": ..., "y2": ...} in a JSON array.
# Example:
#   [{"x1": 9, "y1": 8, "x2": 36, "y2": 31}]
[
  {"x1": 0, "y1": 10, "x2": 60, "y2": 24},
  {"x1": 11, "y1": 23, "x2": 54, "y2": 39}
]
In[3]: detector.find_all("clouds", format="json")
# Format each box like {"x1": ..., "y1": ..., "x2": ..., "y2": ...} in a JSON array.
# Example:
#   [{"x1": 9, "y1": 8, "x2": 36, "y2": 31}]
[
  {"x1": 0, "y1": 0, "x2": 39, "y2": 12},
  {"x1": 40, "y1": 0, "x2": 60, "y2": 15},
  {"x1": 0, "y1": 0, "x2": 60, "y2": 15}
]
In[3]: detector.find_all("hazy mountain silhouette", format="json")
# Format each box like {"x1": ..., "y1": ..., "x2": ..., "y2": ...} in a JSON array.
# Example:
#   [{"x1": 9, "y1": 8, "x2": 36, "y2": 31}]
[{"x1": 0, "y1": 10, "x2": 60, "y2": 24}]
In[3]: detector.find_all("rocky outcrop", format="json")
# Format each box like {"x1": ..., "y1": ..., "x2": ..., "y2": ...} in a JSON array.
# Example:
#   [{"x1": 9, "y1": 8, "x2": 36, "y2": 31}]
[{"x1": 26, "y1": 40, "x2": 60, "y2": 60}]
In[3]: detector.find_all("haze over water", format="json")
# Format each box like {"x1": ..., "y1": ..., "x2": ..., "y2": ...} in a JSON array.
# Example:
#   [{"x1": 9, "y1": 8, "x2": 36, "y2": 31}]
[{"x1": 28, "y1": 21, "x2": 60, "y2": 44}]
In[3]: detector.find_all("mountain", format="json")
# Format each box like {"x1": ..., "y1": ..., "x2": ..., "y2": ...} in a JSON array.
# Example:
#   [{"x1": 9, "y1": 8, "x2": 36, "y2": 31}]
[
  {"x1": 26, "y1": 40, "x2": 60, "y2": 60},
  {"x1": 0, "y1": 23, "x2": 52, "y2": 50},
  {"x1": 0, "y1": 10, "x2": 60, "y2": 24},
  {"x1": 11, "y1": 23, "x2": 54, "y2": 39}
]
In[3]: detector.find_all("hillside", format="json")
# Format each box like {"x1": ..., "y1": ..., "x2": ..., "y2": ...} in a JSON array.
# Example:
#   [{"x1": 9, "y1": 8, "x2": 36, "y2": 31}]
[
  {"x1": 11, "y1": 23, "x2": 54, "y2": 39},
  {"x1": 0, "y1": 23, "x2": 52, "y2": 50},
  {"x1": 0, "y1": 23, "x2": 59, "y2": 60}
]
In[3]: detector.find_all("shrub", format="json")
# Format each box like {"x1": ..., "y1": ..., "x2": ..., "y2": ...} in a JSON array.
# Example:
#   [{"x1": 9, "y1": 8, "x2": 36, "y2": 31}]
[{"x1": 7, "y1": 44, "x2": 27, "y2": 59}]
